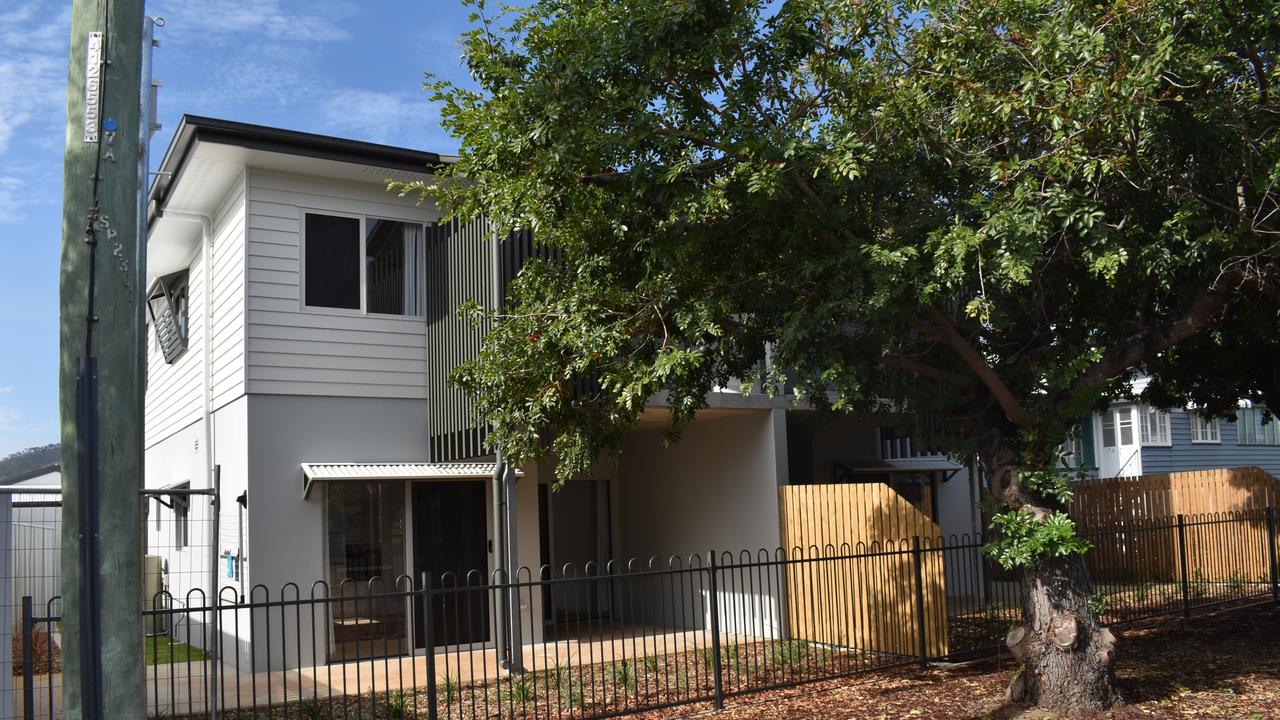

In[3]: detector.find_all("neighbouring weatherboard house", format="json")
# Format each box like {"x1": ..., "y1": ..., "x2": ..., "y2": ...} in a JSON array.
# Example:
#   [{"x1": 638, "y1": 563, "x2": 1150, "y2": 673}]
[
  {"x1": 141, "y1": 116, "x2": 980, "y2": 669},
  {"x1": 1072, "y1": 396, "x2": 1280, "y2": 479}
]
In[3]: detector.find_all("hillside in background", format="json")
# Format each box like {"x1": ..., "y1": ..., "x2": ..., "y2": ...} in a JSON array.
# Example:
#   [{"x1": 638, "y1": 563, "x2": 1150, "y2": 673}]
[{"x1": 0, "y1": 443, "x2": 61, "y2": 481}]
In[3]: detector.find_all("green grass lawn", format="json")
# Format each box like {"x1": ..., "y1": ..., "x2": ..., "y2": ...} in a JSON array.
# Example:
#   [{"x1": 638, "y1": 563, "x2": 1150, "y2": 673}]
[{"x1": 144, "y1": 635, "x2": 208, "y2": 666}]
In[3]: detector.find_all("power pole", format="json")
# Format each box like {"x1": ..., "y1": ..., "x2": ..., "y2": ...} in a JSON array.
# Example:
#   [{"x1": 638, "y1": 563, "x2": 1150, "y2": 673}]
[{"x1": 58, "y1": 1, "x2": 147, "y2": 718}]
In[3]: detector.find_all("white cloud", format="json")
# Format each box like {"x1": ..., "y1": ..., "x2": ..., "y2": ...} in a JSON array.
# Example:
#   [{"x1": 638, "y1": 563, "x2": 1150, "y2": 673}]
[
  {"x1": 0, "y1": 2, "x2": 71, "y2": 155},
  {"x1": 0, "y1": 387, "x2": 13, "y2": 395},
  {"x1": 320, "y1": 89, "x2": 439, "y2": 146},
  {"x1": 152, "y1": 0, "x2": 354, "y2": 44},
  {"x1": 0, "y1": 177, "x2": 23, "y2": 223},
  {"x1": 0, "y1": 407, "x2": 18, "y2": 432}
]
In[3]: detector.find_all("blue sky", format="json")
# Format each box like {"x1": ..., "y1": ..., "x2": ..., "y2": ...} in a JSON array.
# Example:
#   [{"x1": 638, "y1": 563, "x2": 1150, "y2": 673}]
[{"x1": 0, "y1": 0, "x2": 480, "y2": 458}]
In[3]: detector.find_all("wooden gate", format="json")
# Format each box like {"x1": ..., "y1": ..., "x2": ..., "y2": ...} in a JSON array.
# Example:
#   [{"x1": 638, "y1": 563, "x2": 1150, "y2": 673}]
[{"x1": 778, "y1": 482, "x2": 947, "y2": 658}]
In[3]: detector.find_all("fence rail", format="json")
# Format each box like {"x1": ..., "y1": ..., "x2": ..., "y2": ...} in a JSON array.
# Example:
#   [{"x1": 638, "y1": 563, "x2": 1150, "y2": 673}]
[{"x1": 10, "y1": 508, "x2": 1278, "y2": 720}]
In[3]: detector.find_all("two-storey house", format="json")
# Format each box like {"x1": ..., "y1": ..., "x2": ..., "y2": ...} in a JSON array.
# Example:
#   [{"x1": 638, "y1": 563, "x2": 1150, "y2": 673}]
[{"x1": 142, "y1": 116, "x2": 980, "y2": 669}]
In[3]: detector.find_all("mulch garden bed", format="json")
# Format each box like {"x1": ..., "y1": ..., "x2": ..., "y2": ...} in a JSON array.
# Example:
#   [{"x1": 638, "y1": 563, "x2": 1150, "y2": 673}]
[
  {"x1": 187, "y1": 601, "x2": 1280, "y2": 719},
  {"x1": 641, "y1": 601, "x2": 1280, "y2": 719}
]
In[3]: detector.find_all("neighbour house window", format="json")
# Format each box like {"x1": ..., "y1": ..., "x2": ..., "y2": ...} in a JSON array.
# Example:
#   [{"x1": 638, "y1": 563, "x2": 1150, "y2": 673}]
[
  {"x1": 1237, "y1": 406, "x2": 1280, "y2": 446},
  {"x1": 1138, "y1": 406, "x2": 1171, "y2": 446},
  {"x1": 146, "y1": 270, "x2": 190, "y2": 364},
  {"x1": 303, "y1": 212, "x2": 424, "y2": 316},
  {"x1": 1189, "y1": 413, "x2": 1221, "y2": 443},
  {"x1": 1100, "y1": 407, "x2": 1134, "y2": 448}
]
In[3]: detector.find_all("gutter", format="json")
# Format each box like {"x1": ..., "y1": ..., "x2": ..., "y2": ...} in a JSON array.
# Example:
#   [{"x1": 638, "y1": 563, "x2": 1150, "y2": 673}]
[{"x1": 148, "y1": 115, "x2": 449, "y2": 231}]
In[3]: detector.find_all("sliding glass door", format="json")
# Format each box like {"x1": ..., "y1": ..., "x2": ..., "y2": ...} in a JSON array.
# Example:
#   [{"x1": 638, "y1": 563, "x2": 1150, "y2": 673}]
[{"x1": 326, "y1": 481, "x2": 408, "y2": 660}]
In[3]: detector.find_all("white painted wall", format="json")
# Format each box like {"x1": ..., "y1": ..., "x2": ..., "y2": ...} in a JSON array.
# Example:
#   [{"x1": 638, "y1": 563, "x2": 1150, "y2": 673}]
[
  {"x1": 209, "y1": 175, "x2": 248, "y2": 409},
  {"x1": 936, "y1": 465, "x2": 980, "y2": 540},
  {"x1": 141, "y1": 417, "x2": 212, "y2": 618},
  {"x1": 618, "y1": 410, "x2": 786, "y2": 637},
  {"x1": 145, "y1": 175, "x2": 247, "y2": 449},
  {"x1": 144, "y1": 245, "x2": 205, "y2": 449},
  {"x1": 243, "y1": 169, "x2": 441, "y2": 399}
]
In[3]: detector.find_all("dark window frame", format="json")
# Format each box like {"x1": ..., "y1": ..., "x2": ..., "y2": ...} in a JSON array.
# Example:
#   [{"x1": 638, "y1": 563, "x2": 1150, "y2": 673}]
[{"x1": 301, "y1": 210, "x2": 427, "y2": 318}]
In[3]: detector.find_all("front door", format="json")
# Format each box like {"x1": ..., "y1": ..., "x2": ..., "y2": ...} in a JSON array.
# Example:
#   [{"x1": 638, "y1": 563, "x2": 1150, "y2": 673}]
[
  {"x1": 1097, "y1": 405, "x2": 1143, "y2": 478},
  {"x1": 412, "y1": 481, "x2": 489, "y2": 648}
]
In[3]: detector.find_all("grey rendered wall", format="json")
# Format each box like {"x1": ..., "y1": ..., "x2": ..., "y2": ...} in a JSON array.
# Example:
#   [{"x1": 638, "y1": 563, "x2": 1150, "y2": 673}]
[
  {"x1": 239, "y1": 395, "x2": 546, "y2": 666},
  {"x1": 242, "y1": 394, "x2": 428, "y2": 669}
]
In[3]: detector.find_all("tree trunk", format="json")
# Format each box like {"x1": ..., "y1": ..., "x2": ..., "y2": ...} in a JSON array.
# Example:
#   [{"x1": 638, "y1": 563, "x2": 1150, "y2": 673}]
[
  {"x1": 983, "y1": 439, "x2": 1120, "y2": 714},
  {"x1": 1006, "y1": 552, "x2": 1120, "y2": 713}
]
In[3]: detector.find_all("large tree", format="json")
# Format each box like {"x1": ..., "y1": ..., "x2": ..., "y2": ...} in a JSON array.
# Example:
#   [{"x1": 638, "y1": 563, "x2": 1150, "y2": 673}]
[{"x1": 415, "y1": 0, "x2": 1280, "y2": 712}]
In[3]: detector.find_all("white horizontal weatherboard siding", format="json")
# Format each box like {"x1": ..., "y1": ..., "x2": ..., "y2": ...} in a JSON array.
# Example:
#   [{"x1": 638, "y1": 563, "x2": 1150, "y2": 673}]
[
  {"x1": 244, "y1": 168, "x2": 439, "y2": 399},
  {"x1": 144, "y1": 247, "x2": 204, "y2": 448},
  {"x1": 145, "y1": 175, "x2": 249, "y2": 448},
  {"x1": 210, "y1": 174, "x2": 248, "y2": 409}
]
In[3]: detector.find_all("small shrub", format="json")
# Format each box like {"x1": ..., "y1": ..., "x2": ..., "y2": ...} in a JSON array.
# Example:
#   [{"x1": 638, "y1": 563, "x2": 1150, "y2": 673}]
[
  {"x1": 298, "y1": 697, "x2": 326, "y2": 720},
  {"x1": 1226, "y1": 572, "x2": 1247, "y2": 592},
  {"x1": 503, "y1": 675, "x2": 534, "y2": 704},
  {"x1": 1088, "y1": 589, "x2": 1110, "y2": 616},
  {"x1": 698, "y1": 647, "x2": 716, "y2": 671},
  {"x1": 441, "y1": 675, "x2": 459, "y2": 705},
  {"x1": 1135, "y1": 581, "x2": 1155, "y2": 603},
  {"x1": 566, "y1": 676, "x2": 584, "y2": 709},
  {"x1": 380, "y1": 691, "x2": 409, "y2": 719},
  {"x1": 643, "y1": 655, "x2": 659, "y2": 673},
  {"x1": 768, "y1": 639, "x2": 808, "y2": 668},
  {"x1": 610, "y1": 660, "x2": 636, "y2": 694},
  {"x1": 1190, "y1": 569, "x2": 1208, "y2": 599}
]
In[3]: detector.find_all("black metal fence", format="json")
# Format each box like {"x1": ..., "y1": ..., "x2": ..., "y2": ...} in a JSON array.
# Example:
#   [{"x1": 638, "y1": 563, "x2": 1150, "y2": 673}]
[{"x1": 14, "y1": 508, "x2": 1280, "y2": 719}]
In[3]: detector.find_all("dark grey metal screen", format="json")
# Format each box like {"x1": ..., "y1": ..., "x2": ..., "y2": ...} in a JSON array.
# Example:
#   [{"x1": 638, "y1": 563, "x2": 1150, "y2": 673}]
[{"x1": 426, "y1": 220, "x2": 548, "y2": 462}]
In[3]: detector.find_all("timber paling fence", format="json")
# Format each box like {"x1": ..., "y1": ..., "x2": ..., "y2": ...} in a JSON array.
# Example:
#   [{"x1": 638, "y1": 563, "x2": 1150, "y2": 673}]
[{"x1": 9, "y1": 510, "x2": 1279, "y2": 720}]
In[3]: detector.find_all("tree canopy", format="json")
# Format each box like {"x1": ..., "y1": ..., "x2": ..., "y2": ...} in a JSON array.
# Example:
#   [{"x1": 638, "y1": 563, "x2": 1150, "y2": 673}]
[
  {"x1": 421, "y1": 0, "x2": 1278, "y2": 480},
  {"x1": 417, "y1": 0, "x2": 1279, "y2": 710}
]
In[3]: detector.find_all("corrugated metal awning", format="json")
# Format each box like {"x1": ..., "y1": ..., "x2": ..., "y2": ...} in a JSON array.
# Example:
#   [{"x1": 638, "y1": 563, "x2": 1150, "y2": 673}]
[
  {"x1": 300, "y1": 462, "x2": 522, "y2": 499},
  {"x1": 835, "y1": 457, "x2": 963, "y2": 481}
]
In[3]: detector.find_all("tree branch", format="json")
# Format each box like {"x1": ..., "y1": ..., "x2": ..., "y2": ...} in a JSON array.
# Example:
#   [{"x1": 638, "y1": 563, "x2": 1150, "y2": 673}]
[
  {"x1": 910, "y1": 307, "x2": 1036, "y2": 428},
  {"x1": 581, "y1": 157, "x2": 731, "y2": 186},
  {"x1": 879, "y1": 356, "x2": 980, "y2": 390},
  {"x1": 1058, "y1": 267, "x2": 1252, "y2": 410}
]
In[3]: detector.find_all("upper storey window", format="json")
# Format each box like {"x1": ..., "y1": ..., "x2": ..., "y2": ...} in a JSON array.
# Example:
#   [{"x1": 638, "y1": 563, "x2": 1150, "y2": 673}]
[{"x1": 303, "y1": 212, "x2": 424, "y2": 316}]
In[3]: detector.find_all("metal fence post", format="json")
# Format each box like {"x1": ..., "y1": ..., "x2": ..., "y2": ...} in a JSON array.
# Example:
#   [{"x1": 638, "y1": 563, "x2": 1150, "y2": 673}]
[
  {"x1": 707, "y1": 551, "x2": 724, "y2": 711},
  {"x1": 21, "y1": 596, "x2": 33, "y2": 720},
  {"x1": 1176, "y1": 514, "x2": 1190, "y2": 618},
  {"x1": 1266, "y1": 507, "x2": 1279, "y2": 606},
  {"x1": 912, "y1": 537, "x2": 928, "y2": 669},
  {"x1": 424, "y1": 574, "x2": 438, "y2": 720}
]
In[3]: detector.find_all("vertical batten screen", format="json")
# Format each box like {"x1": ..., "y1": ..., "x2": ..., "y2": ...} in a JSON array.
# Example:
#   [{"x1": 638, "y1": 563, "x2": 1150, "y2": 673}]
[{"x1": 425, "y1": 222, "x2": 552, "y2": 462}]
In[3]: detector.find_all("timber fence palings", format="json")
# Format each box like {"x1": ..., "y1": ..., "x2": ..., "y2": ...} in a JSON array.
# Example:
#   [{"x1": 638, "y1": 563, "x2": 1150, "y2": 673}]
[{"x1": 10, "y1": 509, "x2": 1280, "y2": 719}]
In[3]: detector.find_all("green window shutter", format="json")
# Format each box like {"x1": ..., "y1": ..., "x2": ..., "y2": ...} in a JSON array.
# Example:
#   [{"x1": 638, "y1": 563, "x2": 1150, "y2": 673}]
[{"x1": 1080, "y1": 418, "x2": 1096, "y2": 469}]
